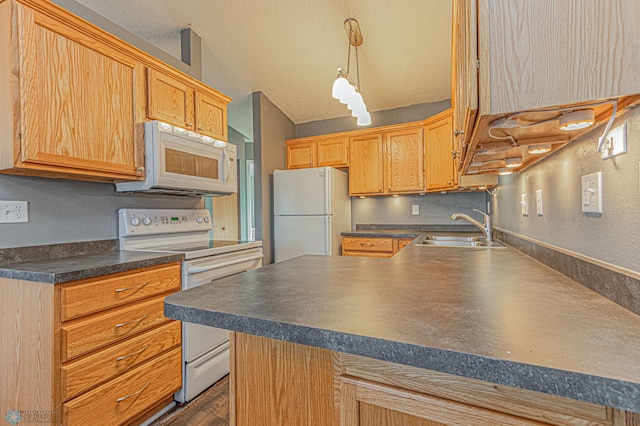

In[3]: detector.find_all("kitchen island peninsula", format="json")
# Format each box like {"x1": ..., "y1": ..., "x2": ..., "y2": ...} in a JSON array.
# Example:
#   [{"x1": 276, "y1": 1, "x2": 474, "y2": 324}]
[{"x1": 165, "y1": 237, "x2": 640, "y2": 425}]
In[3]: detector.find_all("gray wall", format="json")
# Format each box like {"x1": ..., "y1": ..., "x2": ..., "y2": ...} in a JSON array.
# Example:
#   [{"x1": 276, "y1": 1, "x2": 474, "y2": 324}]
[
  {"x1": 0, "y1": 175, "x2": 201, "y2": 248},
  {"x1": 492, "y1": 107, "x2": 640, "y2": 273},
  {"x1": 253, "y1": 92, "x2": 295, "y2": 264},
  {"x1": 295, "y1": 100, "x2": 451, "y2": 138},
  {"x1": 352, "y1": 192, "x2": 487, "y2": 227}
]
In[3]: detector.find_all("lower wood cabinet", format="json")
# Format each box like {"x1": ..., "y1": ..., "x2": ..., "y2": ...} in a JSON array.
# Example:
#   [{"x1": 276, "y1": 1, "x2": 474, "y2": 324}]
[
  {"x1": 230, "y1": 333, "x2": 640, "y2": 426},
  {"x1": 1, "y1": 262, "x2": 182, "y2": 426},
  {"x1": 342, "y1": 236, "x2": 414, "y2": 258}
]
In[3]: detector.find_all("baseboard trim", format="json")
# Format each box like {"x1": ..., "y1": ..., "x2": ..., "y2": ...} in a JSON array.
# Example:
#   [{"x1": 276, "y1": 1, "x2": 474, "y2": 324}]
[{"x1": 494, "y1": 228, "x2": 640, "y2": 316}]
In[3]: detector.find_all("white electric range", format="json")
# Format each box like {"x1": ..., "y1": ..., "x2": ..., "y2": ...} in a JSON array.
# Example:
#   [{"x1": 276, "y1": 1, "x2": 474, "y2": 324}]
[{"x1": 118, "y1": 208, "x2": 263, "y2": 403}]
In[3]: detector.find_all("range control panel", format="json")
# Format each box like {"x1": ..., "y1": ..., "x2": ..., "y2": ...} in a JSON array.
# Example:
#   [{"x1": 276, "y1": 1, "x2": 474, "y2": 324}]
[{"x1": 118, "y1": 208, "x2": 212, "y2": 236}]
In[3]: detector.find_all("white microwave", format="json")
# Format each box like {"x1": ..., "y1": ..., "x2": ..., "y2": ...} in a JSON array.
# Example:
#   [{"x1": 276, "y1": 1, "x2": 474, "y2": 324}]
[{"x1": 116, "y1": 121, "x2": 237, "y2": 196}]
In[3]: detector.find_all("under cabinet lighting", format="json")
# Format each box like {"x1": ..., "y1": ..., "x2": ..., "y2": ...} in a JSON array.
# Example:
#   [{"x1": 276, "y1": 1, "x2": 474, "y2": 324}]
[
  {"x1": 528, "y1": 144, "x2": 552, "y2": 154},
  {"x1": 498, "y1": 168, "x2": 513, "y2": 175},
  {"x1": 213, "y1": 140, "x2": 227, "y2": 148},
  {"x1": 505, "y1": 157, "x2": 523, "y2": 168},
  {"x1": 173, "y1": 126, "x2": 188, "y2": 134},
  {"x1": 359, "y1": 196, "x2": 366, "y2": 199},
  {"x1": 158, "y1": 122, "x2": 173, "y2": 132},
  {"x1": 559, "y1": 110, "x2": 595, "y2": 131}
]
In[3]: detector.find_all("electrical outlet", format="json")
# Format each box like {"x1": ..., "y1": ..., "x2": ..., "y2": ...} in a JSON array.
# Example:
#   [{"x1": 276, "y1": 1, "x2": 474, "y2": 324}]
[
  {"x1": 582, "y1": 172, "x2": 603, "y2": 213},
  {"x1": 411, "y1": 205, "x2": 419, "y2": 215},
  {"x1": 601, "y1": 123, "x2": 627, "y2": 160},
  {"x1": 536, "y1": 189, "x2": 544, "y2": 216},
  {"x1": 1, "y1": 201, "x2": 28, "y2": 223},
  {"x1": 521, "y1": 193, "x2": 529, "y2": 216}
]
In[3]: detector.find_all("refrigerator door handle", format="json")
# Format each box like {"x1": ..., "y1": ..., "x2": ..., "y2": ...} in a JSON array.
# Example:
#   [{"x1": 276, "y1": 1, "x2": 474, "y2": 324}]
[{"x1": 325, "y1": 216, "x2": 333, "y2": 255}]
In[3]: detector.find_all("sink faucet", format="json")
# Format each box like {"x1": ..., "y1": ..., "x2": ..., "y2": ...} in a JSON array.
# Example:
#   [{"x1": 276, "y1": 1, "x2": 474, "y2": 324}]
[{"x1": 450, "y1": 209, "x2": 493, "y2": 243}]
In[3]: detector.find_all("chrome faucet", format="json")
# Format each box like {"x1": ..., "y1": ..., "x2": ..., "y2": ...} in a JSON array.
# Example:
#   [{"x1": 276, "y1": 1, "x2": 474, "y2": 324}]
[{"x1": 450, "y1": 209, "x2": 493, "y2": 243}]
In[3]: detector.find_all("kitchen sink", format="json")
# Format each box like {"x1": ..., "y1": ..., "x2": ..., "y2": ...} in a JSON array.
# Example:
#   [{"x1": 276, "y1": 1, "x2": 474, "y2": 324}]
[{"x1": 417, "y1": 235, "x2": 505, "y2": 248}]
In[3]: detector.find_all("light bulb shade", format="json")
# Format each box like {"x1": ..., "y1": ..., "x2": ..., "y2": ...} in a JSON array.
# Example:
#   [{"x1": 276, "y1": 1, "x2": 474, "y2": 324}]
[
  {"x1": 346, "y1": 92, "x2": 363, "y2": 109},
  {"x1": 559, "y1": 109, "x2": 595, "y2": 131},
  {"x1": 357, "y1": 111, "x2": 371, "y2": 126},
  {"x1": 351, "y1": 102, "x2": 367, "y2": 117},
  {"x1": 338, "y1": 83, "x2": 357, "y2": 104},
  {"x1": 332, "y1": 76, "x2": 350, "y2": 100}
]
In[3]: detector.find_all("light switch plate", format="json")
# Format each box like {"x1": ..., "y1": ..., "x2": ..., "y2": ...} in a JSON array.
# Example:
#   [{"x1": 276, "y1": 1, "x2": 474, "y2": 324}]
[
  {"x1": 521, "y1": 193, "x2": 529, "y2": 216},
  {"x1": 0, "y1": 200, "x2": 28, "y2": 223},
  {"x1": 411, "y1": 205, "x2": 419, "y2": 215},
  {"x1": 536, "y1": 189, "x2": 543, "y2": 216},
  {"x1": 582, "y1": 172, "x2": 603, "y2": 213}
]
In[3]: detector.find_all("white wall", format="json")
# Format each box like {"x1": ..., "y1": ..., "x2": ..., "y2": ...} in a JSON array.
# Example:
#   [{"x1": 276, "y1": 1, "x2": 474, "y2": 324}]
[{"x1": 492, "y1": 107, "x2": 640, "y2": 273}]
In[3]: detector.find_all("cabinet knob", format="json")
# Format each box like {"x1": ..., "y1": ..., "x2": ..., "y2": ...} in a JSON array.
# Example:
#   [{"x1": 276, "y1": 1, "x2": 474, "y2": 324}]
[
  {"x1": 197, "y1": 127, "x2": 204, "y2": 131},
  {"x1": 451, "y1": 151, "x2": 461, "y2": 159},
  {"x1": 186, "y1": 122, "x2": 193, "y2": 128},
  {"x1": 454, "y1": 129, "x2": 464, "y2": 137},
  {"x1": 388, "y1": 186, "x2": 391, "y2": 191},
  {"x1": 447, "y1": 181, "x2": 452, "y2": 185},
  {"x1": 379, "y1": 187, "x2": 383, "y2": 191},
  {"x1": 137, "y1": 166, "x2": 145, "y2": 173}
]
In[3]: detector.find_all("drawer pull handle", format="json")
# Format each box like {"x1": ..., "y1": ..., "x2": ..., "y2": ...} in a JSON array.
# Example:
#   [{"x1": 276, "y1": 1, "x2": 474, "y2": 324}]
[
  {"x1": 116, "y1": 344, "x2": 150, "y2": 361},
  {"x1": 115, "y1": 282, "x2": 149, "y2": 293},
  {"x1": 116, "y1": 382, "x2": 150, "y2": 403},
  {"x1": 360, "y1": 243, "x2": 375, "y2": 247},
  {"x1": 115, "y1": 314, "x2": 149, "y2": 329}
]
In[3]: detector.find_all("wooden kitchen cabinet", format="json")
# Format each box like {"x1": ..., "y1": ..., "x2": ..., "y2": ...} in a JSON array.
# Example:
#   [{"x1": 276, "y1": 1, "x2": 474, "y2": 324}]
[
  {"x1": 148, "y1": 69, "x2": 229, "y2": 141},
  {"x1": 1, "y1": 262, "x2": 182, "y2": 426},
  {"x1": 230, "y1": 333, "x2": 639, "y2": 426},
  {"x1": 0, "y1": 0, "x2": 146, "y2": 182},
  {"x1": 285, "y1": 136, "x2": 349, "y2": 169},
  {"x1": 425, "y1": 111, "x2": 457, "y2": 191},
  {"x1": 342, "y1": 236, "x2": 414, "y2": 258},
  {"x1": 457, "y1": 0, "x2": 640, "y2": 176},
  {"x1": 348, "y1": 133, "x2": 385, "y2": 195},
  {"x1": 349, "y1": 125, "x2": 424, "y2": 196}
]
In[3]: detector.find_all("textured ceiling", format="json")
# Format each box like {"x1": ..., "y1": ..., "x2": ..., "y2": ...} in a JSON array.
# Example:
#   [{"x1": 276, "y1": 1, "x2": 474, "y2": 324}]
[{"x1": 74, "y1": 0, "x2": 452, "y2": 129}]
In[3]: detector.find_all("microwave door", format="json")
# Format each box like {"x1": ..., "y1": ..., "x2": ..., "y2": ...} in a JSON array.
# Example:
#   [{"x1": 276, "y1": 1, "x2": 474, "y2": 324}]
[{"x1": 158, "y1": 133, "x2": 227, "y2": 193}]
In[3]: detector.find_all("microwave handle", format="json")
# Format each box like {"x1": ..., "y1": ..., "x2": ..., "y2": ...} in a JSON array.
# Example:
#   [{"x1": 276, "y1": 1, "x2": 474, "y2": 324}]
[{"x1": 222, "y1": 149, "x2": 231, "y2": 184}]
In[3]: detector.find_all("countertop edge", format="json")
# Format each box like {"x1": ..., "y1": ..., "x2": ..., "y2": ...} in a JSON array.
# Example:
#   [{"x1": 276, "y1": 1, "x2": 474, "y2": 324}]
[
  {"x1": 0, "y1": 253, "x2": 184, "y2": 284},
  {"x1": 164, "y1": 300, "x2": 640, "y2": 413}
]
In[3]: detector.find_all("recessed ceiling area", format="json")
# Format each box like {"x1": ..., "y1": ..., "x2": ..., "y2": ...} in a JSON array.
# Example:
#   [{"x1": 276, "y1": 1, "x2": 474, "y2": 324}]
[{"x1": 72, "y1": 0, "x2": 452, "y2": 133}]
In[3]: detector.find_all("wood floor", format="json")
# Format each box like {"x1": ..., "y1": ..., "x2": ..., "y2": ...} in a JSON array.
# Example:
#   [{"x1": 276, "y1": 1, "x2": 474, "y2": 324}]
[{"x1": 152, "y1": 375, "x2": 229, "y2": 426}]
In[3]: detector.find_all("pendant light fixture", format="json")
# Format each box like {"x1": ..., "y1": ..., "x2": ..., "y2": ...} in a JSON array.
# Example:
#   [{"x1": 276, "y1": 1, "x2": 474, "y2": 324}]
[{"x1": 332, "y1": 18, "x2": 371, "y2": 126}]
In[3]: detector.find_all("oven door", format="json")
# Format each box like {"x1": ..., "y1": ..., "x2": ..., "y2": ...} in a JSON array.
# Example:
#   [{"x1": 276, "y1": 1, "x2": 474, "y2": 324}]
[
  {"x1": 183, "y1": 248, "x2": 263, "y2": 361},
  {"x1": 154, "y1": 130, "x2": 235, "y2": 193}
]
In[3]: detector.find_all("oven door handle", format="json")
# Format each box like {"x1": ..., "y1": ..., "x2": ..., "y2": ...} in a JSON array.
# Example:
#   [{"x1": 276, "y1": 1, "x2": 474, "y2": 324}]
[{"x1": 187, "y1": 253, "x2": 263, "y2": 274}]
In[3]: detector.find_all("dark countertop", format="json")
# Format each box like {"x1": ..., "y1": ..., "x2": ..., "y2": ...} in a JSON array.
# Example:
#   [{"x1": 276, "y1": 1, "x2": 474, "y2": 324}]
[
  {"x1": 343, "y1": 224, "x2": 480, "y2": 238},
  {"x1": 165, "y1": 236, "x2": 640, "y2": 412},
  {"x1": 0, "y1": 250, "x2": 183, "y2": 283}
]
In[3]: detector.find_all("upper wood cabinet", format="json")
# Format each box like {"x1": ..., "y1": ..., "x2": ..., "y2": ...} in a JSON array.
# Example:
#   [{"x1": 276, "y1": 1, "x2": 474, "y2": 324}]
[
  {"x1": 349, "y1": 126, "x2": 424, "y2": 196},
  {"x1": 148, "y1": 69, "x2": 229, "y2": 141},
  {"x1": 285, "y1": 136, "x2": 349, "y2": 169},
  {"x1": 385, "y1": 127, "x2": 425, "y2": 193},
  {"x1": 457, "y1": 0, "x2": 640, "y2": 176},
  {"x1": 0, "y1": 0, "x2": 146, "y2": 182},
  {"x1": 425, "y1": 111, "x2": 457, "y2": 191}
]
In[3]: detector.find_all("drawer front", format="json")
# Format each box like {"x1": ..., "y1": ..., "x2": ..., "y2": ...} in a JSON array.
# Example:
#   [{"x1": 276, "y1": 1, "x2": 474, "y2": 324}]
[
  {"x1": 343, "y1": 237, "x2": 394, "y2": 253},
  {"x1": 343, "y1": 251, "x2": 393, "y2": 258},
  {"x1": 63, "y1": 347, "x2": 182, "y2": 426},
  {"x1": 61, "y1": 321, "x2": 181, "y2": 401},
  {"x1": 61, "y1": 263, "x2": 180, "y2": 321},
  {"x1": 62, "y1": 296, "x2": 172, "y2": 361}
]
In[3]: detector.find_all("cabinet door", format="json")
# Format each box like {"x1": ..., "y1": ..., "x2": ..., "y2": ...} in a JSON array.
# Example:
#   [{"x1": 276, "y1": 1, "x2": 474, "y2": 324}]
[
  {"x1": 286, "y1": 142, "x2": 315, "y2": 169},
  {"x1": 385, "y1": 128, "x2": 425, "y2": 193},
  {"x1": 349, "y1": 134, "x2": 384, "y2": 195},
  {"x1": 17, "y1": 5, "x2": 145, "y2": 179},
  {"x1": 317, "y1": 137, "x2": 349, "y2": 168},
  {"x1": 341, "y1": 378, "x2": 545, "y2": 426},
  {"x1": 426, "y1": 114, "x2": 456, "y2": 191},
  {"x1": 147, "y1": 68, "x2": 195, "y2": 130},
  {"x1": 195, "y1": 91, "x2": 228, "y2": 141}
]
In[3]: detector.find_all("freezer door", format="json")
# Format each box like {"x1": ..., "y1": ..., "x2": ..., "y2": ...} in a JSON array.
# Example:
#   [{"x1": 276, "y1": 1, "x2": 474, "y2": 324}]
[
  {"x1": 275, "y1": 215, "x2": 332, "y2": 262},
  {"x1": 274, "y1": 168, "x2": 331, "y2": 215}
]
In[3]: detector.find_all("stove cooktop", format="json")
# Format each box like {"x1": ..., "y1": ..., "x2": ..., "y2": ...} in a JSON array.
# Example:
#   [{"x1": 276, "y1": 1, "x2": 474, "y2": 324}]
[{"x1": 130, "y1": 239, "x2": 263, "y2": 259}]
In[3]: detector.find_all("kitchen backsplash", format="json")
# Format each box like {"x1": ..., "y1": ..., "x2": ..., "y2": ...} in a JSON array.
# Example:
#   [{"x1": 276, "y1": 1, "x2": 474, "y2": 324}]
[{"x1": 351, "y1": 191, "x2": 487, "y2": 229}]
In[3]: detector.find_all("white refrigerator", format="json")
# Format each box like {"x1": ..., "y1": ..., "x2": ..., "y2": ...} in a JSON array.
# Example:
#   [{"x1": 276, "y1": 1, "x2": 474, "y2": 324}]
[{"x1": 274, "y1": 167, "x2": 352, "y2": 262}]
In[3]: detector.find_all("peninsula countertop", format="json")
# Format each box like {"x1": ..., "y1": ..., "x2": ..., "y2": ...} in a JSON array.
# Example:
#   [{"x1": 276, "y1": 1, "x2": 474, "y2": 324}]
[{"x1": 164, "y1": 237, "x2": 640, "y2": 412}]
